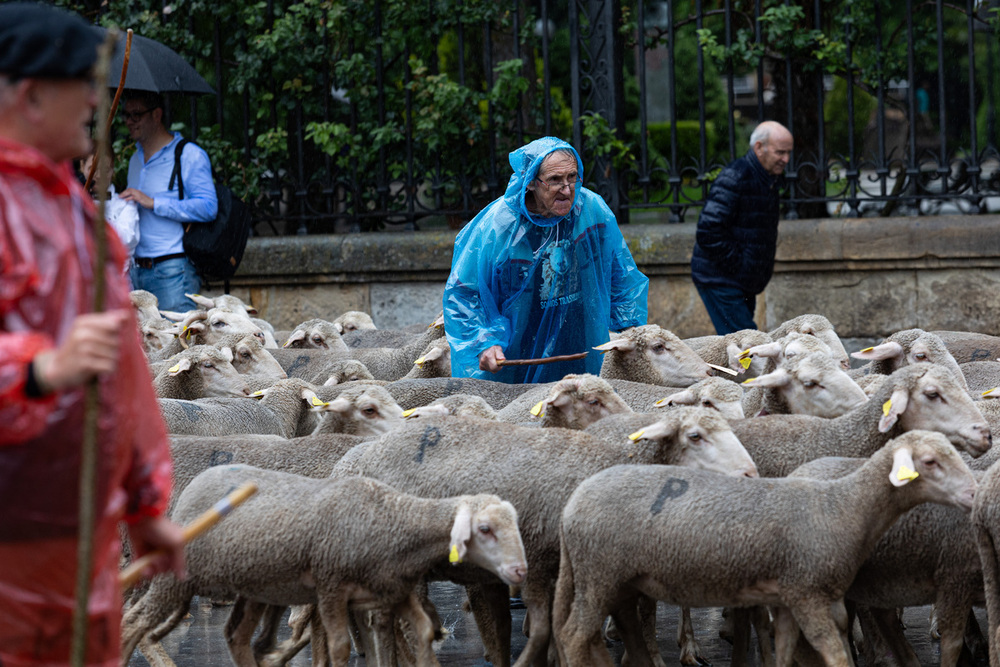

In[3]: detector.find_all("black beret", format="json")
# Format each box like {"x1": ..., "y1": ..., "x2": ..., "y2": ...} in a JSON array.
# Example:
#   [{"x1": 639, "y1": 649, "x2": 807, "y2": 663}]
[{"x1": 0, "y1": 3, "x2": 102, "y2": 80}]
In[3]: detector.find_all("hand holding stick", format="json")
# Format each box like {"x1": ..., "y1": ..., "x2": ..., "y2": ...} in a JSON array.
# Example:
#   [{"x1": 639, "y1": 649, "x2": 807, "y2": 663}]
[{"x1": 119, "y1": 482, "x2": 258, "y2": 590}]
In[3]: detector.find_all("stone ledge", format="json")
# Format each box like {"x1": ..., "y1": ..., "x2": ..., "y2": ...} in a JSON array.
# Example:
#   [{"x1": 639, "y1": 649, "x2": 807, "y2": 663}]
[{"x1": 237, "y1": 214, "x2": 1000, "y2": 281}]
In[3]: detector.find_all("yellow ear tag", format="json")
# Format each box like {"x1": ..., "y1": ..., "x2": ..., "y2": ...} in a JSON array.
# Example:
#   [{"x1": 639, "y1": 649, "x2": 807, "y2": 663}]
[
  {"x1": 402, "y1": 408, "x2": 416, "y2": 418},
  {"x1": 530, "y1": 400, "x2": 546, "y2": 417},
  {"x1": 168, "y1": 364, "x2": 181, "y2": 373},
  {"x1": 897, "y1": 465, "x2": 919, "y2": 482},
  {"x1": 860, "y1": 346, "x2": 874, "y2": 353},
  {"x1": 983, "y1": 388, "x2": 998, "y2": 397},
  {"x1": 628, "y1": 430, "x2": 645, "y2": 441},
  {"x1": 741, "y1": 377, "x2": 754, "y2": 385},
  {"x1": 654, "y1": 397, "x2": 668, "y2": 407},
  {"x1": 740, "y1": 356, "x2": 752, "y2": 370},
  {"x1": 251, "y1": 390, "x2": 265, "y2": 397},
  {"x1": 414, "y1": 357, "x2": 426, "y2": 366},
  {"x1": 310, "y1": 396, "x2": 328, "y2": 407},
  {"x1": 738, "y1": 348, "x2": 751, "y2": 359},
  {"x1": 449, "y1": 544, "x2": 462, "y2": 564},
  {"x1": 882, "y1": 399, "x2": 892, "y2": 417}
]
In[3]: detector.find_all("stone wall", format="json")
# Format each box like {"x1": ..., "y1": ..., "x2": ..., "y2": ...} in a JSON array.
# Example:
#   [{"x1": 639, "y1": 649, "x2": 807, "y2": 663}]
[{"x1": 212, "y1": 214, "x2": 1000, "y2": 340}]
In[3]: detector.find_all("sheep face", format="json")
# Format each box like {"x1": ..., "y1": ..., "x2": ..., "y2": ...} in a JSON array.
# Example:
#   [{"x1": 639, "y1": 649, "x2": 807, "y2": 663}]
[
  {"x1": 598, "y1": 325, "x2": 712, "y2": 387},
  {"x1": 313, "y1": 386, "x2": 404, "y2": 436},
  {"x1": 452, "y1": 498, "x2": 527, "y2": 587},
  {"x1": 166, "y1": 347, "x2": 252, "y2": 398},
  {"x1": 744, "y1": 353, "x2": 867, "y2": 419},
  {"x1": 656, "y1": 377, "x2": 745, "y2": 421},
  {"x1": 228, "y1": 336, "x2": 287, "y2": 380},
  {"x1": 885, "y1": 365, "x2": 991, "y2": 456},
  {"x1": 535, "y1": 374, "x2": 631, "y2": 430},
  {"x1": 631, "y1": 408, "x2": 758, "y2": 478},
  {"x1": 283, "y1": 319, "x2": 346, "y2": 353},
  {"x1": 322, "y1": 360, "x2": 377, "y2": 386},
  {"x1": 888, "y1": 432, "x2": 977, "y2": 511},
  {"x1": 332, "y1": 310, "x2": 376, "y2": 333}
]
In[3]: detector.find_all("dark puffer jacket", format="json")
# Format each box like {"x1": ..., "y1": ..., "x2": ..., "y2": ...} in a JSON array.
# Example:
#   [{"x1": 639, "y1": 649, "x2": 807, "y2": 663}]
[{"x1": 690, "y1": 150, "x2": 782, "y2": 295}]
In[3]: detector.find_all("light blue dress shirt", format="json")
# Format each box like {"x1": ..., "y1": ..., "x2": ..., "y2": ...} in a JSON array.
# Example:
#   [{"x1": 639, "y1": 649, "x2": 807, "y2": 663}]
[{"x1": 128, "y1": 132, "x2": 218, "y2": 258}]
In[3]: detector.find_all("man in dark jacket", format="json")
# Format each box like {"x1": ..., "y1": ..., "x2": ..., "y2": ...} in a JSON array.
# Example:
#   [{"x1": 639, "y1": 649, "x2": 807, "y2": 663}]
[{"x1": 690, "y1": 121, "x2": 793, "y2": 334}]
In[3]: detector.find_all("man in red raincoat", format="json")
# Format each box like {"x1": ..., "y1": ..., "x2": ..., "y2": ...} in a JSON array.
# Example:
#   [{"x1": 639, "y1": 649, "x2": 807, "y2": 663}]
[{"x1": 0, "y1": 4, "x2": 185, "y2": 665}]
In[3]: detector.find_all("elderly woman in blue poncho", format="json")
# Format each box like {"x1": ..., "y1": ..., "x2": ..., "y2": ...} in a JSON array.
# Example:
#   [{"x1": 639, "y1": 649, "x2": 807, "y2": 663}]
[{"x1": 443, "y1": 137, "x2": 650, "y2": 384}]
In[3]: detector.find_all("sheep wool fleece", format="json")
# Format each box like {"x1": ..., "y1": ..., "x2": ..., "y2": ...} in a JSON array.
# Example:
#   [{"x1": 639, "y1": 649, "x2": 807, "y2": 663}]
[
  {"x1": 0, "y1": 137, "x2": 174, "y2": 666},
  {"x1": 444, "y1": 137, "x2": 649, "y2": 383}
]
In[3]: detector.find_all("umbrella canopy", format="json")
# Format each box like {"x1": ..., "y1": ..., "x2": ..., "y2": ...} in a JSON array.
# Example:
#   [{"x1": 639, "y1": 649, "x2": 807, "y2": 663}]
[{"x1": 109, "y1": 32, "x2": 215, "y2": 95}]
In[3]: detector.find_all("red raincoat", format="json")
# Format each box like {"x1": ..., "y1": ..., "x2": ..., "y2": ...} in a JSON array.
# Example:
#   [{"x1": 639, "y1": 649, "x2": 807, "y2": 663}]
[{"x1": 0, "y1": 137, "x2": 173, "y2": 666}]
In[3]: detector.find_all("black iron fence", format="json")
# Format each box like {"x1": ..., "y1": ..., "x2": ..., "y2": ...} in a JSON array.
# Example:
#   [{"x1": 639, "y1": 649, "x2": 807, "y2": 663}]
[{"x1": 102, "y1": 0, "x2": 1000, "y2": 232}]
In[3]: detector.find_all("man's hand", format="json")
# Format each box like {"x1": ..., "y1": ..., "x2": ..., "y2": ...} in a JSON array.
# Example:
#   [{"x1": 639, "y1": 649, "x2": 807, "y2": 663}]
[
  {"x1": 127, "y1": 515, "x2": 187, "y2": 581},
  {"x1": 32, "y1": 310, "x2": 129, "y2": 393},
  {"x1": 479, "y1": 345, "x2": 506, "y2": 373},
  {"x1": 119, "y1": 188, "x2": 154, "y2": 209}
]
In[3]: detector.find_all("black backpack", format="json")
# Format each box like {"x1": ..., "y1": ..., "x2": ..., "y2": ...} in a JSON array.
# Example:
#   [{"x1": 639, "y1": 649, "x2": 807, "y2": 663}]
[{"x1": 169, "y1": 139, "x2": 252, "y2": 280}]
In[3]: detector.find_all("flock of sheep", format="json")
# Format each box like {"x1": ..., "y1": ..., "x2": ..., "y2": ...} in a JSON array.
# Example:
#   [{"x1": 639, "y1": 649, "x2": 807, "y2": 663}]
[{"x1": 122, "y1": 288, "x2": 1000, "y2": 667}]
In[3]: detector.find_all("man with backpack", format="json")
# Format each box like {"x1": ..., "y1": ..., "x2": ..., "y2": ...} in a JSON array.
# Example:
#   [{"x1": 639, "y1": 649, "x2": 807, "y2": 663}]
[{"x1": 120, "y1": 91, "x2": 217, "y2": 311}]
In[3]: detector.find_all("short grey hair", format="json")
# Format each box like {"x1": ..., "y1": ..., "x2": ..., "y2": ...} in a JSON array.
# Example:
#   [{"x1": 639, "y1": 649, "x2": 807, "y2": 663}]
[
  {"x1": 749, "y1": 124, "x2": 771, "y2": 149},
  {"x1": 538, "y1": 148, "x2": 578, "y2": 175}
]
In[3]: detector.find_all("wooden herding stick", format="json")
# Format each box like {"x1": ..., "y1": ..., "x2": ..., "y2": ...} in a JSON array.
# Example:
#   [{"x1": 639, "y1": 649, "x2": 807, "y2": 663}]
[
  {"x1": 119, "y1": 482, "x2": 258, "y2": 590},
  {"x1": 497, "y1": 351, "x2": 589, "y2": 366},
  {"x1": 84, "y1": 29, "x2": 131, "y2": 193}
]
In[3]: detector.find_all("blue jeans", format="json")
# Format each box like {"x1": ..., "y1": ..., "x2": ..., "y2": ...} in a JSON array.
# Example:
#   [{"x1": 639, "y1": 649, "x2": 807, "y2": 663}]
[
  {"x1": 695, "y1": 283, "x2": 757, "y2": 335},
  {"x1": 130, "y1": 257, "x2": 200, "y2": 312}
]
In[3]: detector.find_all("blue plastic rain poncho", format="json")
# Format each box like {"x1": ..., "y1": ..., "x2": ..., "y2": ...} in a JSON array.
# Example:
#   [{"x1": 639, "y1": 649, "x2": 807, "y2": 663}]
[{"x1": 443, "y1": 137, "x2": 649, "y2": 383}]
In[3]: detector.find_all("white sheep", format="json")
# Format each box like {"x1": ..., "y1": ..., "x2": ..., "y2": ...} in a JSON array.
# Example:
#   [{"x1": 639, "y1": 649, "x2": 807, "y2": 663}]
[
  {"x1": 152, "y1": 345, "x2": 251, "y2": 400},
  {"x1": 121, "y1": 465, "x2": 528, "y2": 667},
  {"x1": 768, "y1": 313, "x2": 851, "y2": 370},
  {"x1": 596, "y1": 324, "x2": 713, "y2": 386},
  {"x1": 553, "y1": 431, "x2": 977, "y2": 667}
]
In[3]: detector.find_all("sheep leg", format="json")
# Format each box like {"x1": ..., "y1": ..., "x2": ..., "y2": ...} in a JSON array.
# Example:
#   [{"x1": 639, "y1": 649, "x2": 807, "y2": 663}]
[
  {"x1": 676, "y1": 606, "x2": 708, "y2": 666},
  {"x1": 352, "y1": 608, "x2": 397, "y2": 667},
  {"x1": 864, "y1": 606, "x2": 919, "y2": 667},
  {"x1": 962, "y1": 608, "x2": 988, "y2": 664},
  {"x1": 772, "y1": 606, "x2": 799, "y2": 667},
  {"x1": 556, "y1": 592, "x2": 616, "y2": 667},
  {"x1": 315, "y1": 590, "x2": 353, "y2": 667},
  {"x1": 513, "y1": 579, "x2": 556, "y2": 667},
  {"x1": 310, "y1": 611, "x2": 330, "y2": 667},
  {"x1": 259, "y1": 607, "x2": 315, "y2": 667},
  {"x1": 251, "y1": 604, "x2": 286, "y2": 660},
  {"x1": 224, "y1": 597, "x2": 268, "y2": 667},
  {"x1": 120, "y1": 580, "x2": 191, "y2": 666},
  {"x1": 934, "y1": 601, "x2": 971, "y2": 667},
  {"x1": 730, "y1": 607, "x2": 753, "y2": 667},
  {"x1": 752, "y1": 606, "x2": 777, "y2": 667},
  {"x1": 612, "y1": 597, "x2": 657, "y2": 667},
  {"x1": 394, "y1": 590, "x2": 442, "y2": 667},
  {"x1": 790, "y1": 601, "x2": 854, "y2": 667},
  {"x1": 466, "y1": 581, "x2": 512, "y2": 667}
]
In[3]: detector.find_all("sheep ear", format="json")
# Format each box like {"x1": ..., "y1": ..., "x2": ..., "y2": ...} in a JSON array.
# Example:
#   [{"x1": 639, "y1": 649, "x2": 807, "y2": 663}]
[
  {"x1": 747, "y1": 341, "x2": 784, "y2": 360},
  {"x1": 726, "y1": 342, "x2": 748, "y2": 372},
  {"x1": 159, "y1": 309, "x2": 188, "y2": 322},
  {"x1": 322, "y1": 375, "x2": 341, "y2": 387},
  {"x1": 852, "y1": 341, "x2": 903, "y2": 361},
  {"x1": 742, "y1": 368, "x2": 791, "y2": 389},
  {"x1": 431, "y1": 314, "x2": 445, "y2": 328},
  {"x1": 220, "y1": 346, "x2": 234, "y2": 363},
  {"x1": 168, "y1": 358, "x2": 193, "y2": 376},
  {"x1": 629, "y1": 418, "x2": 676, "y2": 442},
  {"x1": 186, "y1": 293, "x2": 216, "y2": 309},
  {"x1": 529, "y1": 397, "x2": 551, "y2": 417},
  {"x1": 982, "y1": 387, "x2": 1000, "y2": 399},
  {"x1": 333, "y1": 322, "x2": 345, "y2": 334},
  {"x1": 889, "y1": 446, "x2": 919, "y2": 487},
  {"x1": 878, "y1": 388, "x2": 909, "y2": 432},
  {"x1": 422, "y1": 346, "x2": 445, "y2": 363},
  {"x1": 593, "y1": 338, "x2": 635, "y2": 353},
  {"x1": 656, "y1": 388, "x2": 695, "y2": 407},
  {"x1": 283, "y1": 330, "x2": 306, "y2": 348},
  {"x1": 301, "y1": 388, "x2": 330, "y2": 410},
  {"x1": 449, "y1": 503, "x2": 474, "y2": 563}
]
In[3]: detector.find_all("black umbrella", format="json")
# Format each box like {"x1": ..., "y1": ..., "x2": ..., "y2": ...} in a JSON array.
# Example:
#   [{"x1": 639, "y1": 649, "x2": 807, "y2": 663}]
[{"x1": 108, "y1": 32, "x2": 215, "y2": 95}]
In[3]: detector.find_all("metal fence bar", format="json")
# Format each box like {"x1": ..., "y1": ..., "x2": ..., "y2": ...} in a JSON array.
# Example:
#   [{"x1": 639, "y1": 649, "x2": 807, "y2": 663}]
[{"x1": 147, "y1": 0, "x2": 1000, "y2": 233}]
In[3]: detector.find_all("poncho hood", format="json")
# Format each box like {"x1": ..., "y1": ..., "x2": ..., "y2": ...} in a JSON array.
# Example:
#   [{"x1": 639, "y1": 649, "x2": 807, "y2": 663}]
[{"x1": 503, "y1": 136, "x2": 584, "y2": 228}]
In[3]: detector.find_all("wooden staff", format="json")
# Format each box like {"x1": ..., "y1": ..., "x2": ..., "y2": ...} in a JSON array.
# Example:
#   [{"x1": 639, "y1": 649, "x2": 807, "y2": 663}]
[
  {"x1": 71, "y1": 28, "x2": 118, "y2": 667},
  {"x1": 497, "y1": 351, "x2": 589, "y2": 366},
  {"x1": 119, "y1": 482, "x2": 258, "y2": 590},
  {"x1": 84, "y1": 29, "x2": 131, "y2": 193}
]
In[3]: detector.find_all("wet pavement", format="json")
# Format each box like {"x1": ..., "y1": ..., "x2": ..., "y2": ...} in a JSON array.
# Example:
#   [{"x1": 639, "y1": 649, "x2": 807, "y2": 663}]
[{"x1": 127, "y1": 581, "x2": 987, "y2": 666}]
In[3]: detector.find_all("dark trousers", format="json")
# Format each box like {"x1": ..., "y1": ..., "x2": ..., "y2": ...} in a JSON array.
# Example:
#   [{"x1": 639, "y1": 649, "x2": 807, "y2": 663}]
[{"x1": 695, "y1": 283, "x2": 757, "y2": 335}]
